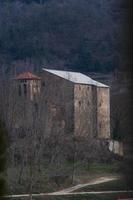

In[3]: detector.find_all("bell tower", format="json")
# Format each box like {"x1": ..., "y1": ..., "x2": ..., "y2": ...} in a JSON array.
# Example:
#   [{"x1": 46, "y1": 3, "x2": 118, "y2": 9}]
[{"x1": 14, "y1": 72, "x2": 41, "y2": 101}]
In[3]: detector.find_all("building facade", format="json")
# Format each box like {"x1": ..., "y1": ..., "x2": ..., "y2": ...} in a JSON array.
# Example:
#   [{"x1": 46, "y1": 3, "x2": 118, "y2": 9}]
[
  {"x1": 41, "y1": 69, "x2": 110, "y2": 139},
  {"x1": 14, "y1": 69, "x2": 110, "y2": 139}
]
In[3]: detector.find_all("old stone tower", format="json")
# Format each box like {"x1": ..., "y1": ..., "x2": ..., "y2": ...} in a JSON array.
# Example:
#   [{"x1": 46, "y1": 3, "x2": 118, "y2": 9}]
[
  {"x1": 13, "y1": 72, "x2": 41, "y2": 130},
  {"x1": 41, "y1": 69, "x2": 110, "y2": 139},
  {"x1": 14, "y1": 72, "x2": 41, "y2": 101}
]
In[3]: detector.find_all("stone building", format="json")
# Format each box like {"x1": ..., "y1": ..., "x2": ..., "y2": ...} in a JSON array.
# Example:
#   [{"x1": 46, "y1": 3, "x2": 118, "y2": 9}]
[
  {"x1": 41, "y1": 69, "x2": 110, "y2": 138},
  {"x1": 14, "y1": 69, "x2": 110, "y2": 139}
]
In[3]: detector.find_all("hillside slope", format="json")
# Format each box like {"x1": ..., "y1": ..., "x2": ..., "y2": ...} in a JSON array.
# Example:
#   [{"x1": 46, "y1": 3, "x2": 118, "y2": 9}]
[{"x1": 0, "y1": 0, "x2": 128, "y2": 74}]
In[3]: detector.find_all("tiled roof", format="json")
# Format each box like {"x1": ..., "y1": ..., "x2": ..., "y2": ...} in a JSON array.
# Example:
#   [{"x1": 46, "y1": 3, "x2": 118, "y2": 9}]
[
  {"x1": 15, "y1": 72, "x2": 41, "y2": 80},
  {"x1": 43, "y1": 68, "x2": 109, "y2": 88}
]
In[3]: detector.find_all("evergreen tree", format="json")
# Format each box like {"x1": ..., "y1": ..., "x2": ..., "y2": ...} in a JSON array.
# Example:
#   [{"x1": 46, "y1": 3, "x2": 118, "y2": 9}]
[{"x1": 0, "y1": 120, "x2": 7, "y2": 199}]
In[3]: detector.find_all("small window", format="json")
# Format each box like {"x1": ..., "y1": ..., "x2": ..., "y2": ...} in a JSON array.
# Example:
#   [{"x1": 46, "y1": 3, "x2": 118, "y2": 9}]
[
  {"x1": 99, "y1": 100, "x2": 103, "y2": 107},
  {"x1": 18, "y1": 85, "x2": 21, "y2": 96},
  {"x1": 79, "y1": 101, "x2": 81, "y2": 106},
  {"x1": 42, "y1": 82, "x2": 45, "y2": 87},
  {"x1": 34, "y1": 103, "x2": 38, "y2": 113},
  {"x1": 99, "y1": 123, "x2": 102, "y2": 129},
  {"x1": 24, "y1": 84, "x2": 27, "y2": 97}
]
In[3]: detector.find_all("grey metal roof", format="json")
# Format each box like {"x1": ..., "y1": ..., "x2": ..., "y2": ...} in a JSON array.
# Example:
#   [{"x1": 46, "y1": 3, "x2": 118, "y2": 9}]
[{"x1": 43, "y1": 68, "x2": 109, "y2": 88}]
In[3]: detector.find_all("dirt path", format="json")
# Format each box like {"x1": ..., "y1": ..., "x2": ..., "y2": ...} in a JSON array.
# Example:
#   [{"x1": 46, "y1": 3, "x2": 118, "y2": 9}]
[
  {"x1": 52, "y1": 175, "x2": 119, "y2": 194},
  {"x1": 5, "y1": 175, "x2": 124, "y2": 198}
]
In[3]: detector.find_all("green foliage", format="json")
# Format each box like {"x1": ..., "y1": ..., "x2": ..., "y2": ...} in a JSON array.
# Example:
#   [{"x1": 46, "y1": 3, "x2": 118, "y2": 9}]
[
  {"x1": 87, "y1": 162, "x2": 121, "y2": 174},
  {"x1": 75, "y1": 179, "x2": 133, "y2": 192}
]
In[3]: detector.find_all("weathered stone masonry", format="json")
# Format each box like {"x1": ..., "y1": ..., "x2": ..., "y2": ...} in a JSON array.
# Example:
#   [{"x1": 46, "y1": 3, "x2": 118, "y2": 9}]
[
  {"x1": 41, "y1": 69, "x2": 110, "y2": 139},
  {"x1": 14, "y1": 69, "x2": 110, "y2": 139}
]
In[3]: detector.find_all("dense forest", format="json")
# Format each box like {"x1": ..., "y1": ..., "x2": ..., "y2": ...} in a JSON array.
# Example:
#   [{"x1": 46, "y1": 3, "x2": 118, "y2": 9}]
[{"x1": 0, "y1": 0, "x2": 128, "y2": 74}]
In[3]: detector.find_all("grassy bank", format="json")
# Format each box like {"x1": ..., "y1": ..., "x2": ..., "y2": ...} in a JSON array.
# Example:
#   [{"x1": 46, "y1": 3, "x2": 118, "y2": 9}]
[
  {"x1": 6, "y1": 161, "x2": 122, "y2": 194},
  {"x1": 75, "y1": 179, "x2": 133, "y2": 192}
]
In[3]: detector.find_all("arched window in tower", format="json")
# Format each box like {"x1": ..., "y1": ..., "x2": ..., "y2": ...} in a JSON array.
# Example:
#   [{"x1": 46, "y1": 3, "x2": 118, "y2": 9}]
[
  {"x1": 18, "y1": 85, "x2": 21, "y2": 96},
  {"x1": 23, "y1": 83, "x2": 27, "y2": 97}
]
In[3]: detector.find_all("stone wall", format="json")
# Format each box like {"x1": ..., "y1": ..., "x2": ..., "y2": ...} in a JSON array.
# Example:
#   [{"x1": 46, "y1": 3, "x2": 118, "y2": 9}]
[
  {"x1": 41, "y1": 71, "x2": 74, "y2": 137},
  {"x1": 74, "y1": 84, "x2": 110, "y2": 138},
  {"x1": 74, "y1": 84, "x2": 97, "y2": 137},
  {"x1": 97, "y1": 87, "x2": 110, "y2": 138}
]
